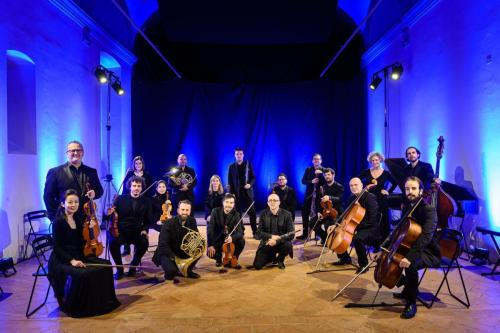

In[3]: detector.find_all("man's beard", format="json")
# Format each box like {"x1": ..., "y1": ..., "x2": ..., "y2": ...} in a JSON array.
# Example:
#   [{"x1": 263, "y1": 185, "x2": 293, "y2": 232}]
[
  {"x1": 407, "y1": 194, "x2": 419, "y2": 203},
  {"x1": 180, "y1": 214, "x2": 189, "y2": 221}
]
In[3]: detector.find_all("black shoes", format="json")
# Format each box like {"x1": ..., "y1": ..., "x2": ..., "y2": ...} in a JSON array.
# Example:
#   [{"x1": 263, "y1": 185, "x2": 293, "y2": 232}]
[
  {"x1": 233, "y1": 264, "x2": 242, "y2": 270},
  {"x1": 332, "y1": 258, "x2": 352, "y2": 266},
  {"x1": 401, "y1": 302, "x2": 417, "y2": 319},
  {"x1": 355, "y1": 266, "x2": 369, "y2": 274},
  {"x1": 296, "y1": 235, "x2": 307, "y2": 240},
  {"x1": 253, "y1": 234, "x2": 261, "y2": 240},
  {"x1": 277, "y1": 261, "x2": 286, "y2": 270},
  {"x1": 215, "y1": 261, "x2": 222, "y2": 267},
  {"x1": 187, "y1": 271, "x2": 200, "y2": 279},
  {"x1": 114, "y1": 270, "x2": 124, "y2": 280},
  {"x1": 127, "y1": 268, "x2": 136, "y2": 277}
]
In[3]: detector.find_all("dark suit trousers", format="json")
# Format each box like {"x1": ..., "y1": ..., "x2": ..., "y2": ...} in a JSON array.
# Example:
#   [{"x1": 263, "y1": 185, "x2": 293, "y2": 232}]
[
  {"x1": 212, "y1": 238, "x2": 245, "y2": 262},
  {"x1": 109, "y1": 231, "x2": 148, "y2": 272},
  {"x1": 253, "y1": 241, "x2": 292, "y2": 269}
]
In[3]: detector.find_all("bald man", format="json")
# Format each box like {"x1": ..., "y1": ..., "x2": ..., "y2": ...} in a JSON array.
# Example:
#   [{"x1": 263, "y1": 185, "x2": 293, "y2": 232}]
[
  {"x1": 333, "y1": 177, "x2": 379, "y2": 273},
  {"x1": 253, "y1": 194, "x2": 295, "y2": 270},
  {"x1": 168, "y1": 154, "x2": 197, "y2": 215}
]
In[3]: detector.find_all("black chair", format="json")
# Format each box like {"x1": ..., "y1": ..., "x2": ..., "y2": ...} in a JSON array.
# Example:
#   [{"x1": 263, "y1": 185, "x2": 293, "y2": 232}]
[
  {"x1": 26, "y1": 235, "x2": 53, "y2": 318},
  {"x1": 23, "y1": 210, "x2": 52, "y2": 260},
  {"x1": 476, "y1": 226, "x2": 500, "y2": 276},
  {"x1": 417, "y1": 228, "x2": 470, "y2": 308}
]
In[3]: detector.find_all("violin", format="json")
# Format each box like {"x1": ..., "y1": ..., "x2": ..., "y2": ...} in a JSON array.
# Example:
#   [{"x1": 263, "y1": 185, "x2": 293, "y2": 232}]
[
  {"x1": 222, "y1": 226, "x2": 238, "y2": 268},
  {"x1": 374, "y1": 197, "x2": 423, "y2": 288},
  {"x1": 325, "y1": 182, "x2": 376, "y2": 254},
  {"x1": 319, "y1": 189, "x2": 339, "y2": 221},
  {"x1": 107, "y1": 196, "x2": 119, "y2": 238},
  {"x1": 160, "y1": 191, "x2": 173, "y2": 222},
  {"x1": 83, "y1": 183, "x2": 104, "y2": 257}
]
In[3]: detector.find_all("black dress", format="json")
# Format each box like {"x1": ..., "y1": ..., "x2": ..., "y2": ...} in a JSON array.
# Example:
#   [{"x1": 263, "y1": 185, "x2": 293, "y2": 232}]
[
  {"x1": 48, "y1": 214, "x2": 120, "y2": 317},
  {"x1": 205, "y1": 191, "x2": 224, "y2": 220}
]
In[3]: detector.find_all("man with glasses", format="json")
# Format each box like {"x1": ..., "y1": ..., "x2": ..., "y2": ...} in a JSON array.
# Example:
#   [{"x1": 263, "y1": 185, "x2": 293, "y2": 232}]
[
  {"x1": 272, "y1": 173, "x2": 297, "y2": 221},
  {"x1": 252, "y1": 194, "x2": 295, "y2": 270},
  {"x1": 44, "y1": 140, "x2": 103, "y2": 221}
]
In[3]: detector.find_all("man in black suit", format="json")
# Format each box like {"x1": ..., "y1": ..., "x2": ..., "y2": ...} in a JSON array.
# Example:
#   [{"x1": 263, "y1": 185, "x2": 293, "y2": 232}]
[
  {"x1": 44, "y1": 140, "x2": 103, "y2": 221},
  {"x1": 206, "y1": 193, "x2": 245, "y2": 269},
  {"x1": 272, "y1": 173, "x2": 297, "y2": 221},
  {"x1": 228, "y1": 147, "x2": 258, "y2": 238},
  {"x1": 403, "y1": 147, "x2": 440, "y2": 190},
  {"x1": 253, "y1": 193, "x2": 295, "y2": 270},
  {"x1": 168, "y1": 154, "x2": 197, "y2": 214},
  {"x1": 299, "y1": 153, "x2": 326, "y2": 239},
  {"x1": 334, "y1": 177, "x2": 379, "y2": 274},
  {"x1": 394, "y1": 176, "x2": 440, "y2": 319}
]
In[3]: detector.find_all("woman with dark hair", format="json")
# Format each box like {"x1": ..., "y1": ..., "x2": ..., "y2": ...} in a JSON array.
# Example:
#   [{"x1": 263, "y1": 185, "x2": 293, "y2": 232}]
[
  {"x1": 358, "y1": 151, "x2": 398, "y2": 241},
  {"x1": 122, "y1": 156, "x2": 153, "y2": 196},
  {"x1": 151, "y1": 180, "x2": 172, "y2": 232},
  {"x1": 48, "y1": 189, "x2": 120, "y2": 317}
]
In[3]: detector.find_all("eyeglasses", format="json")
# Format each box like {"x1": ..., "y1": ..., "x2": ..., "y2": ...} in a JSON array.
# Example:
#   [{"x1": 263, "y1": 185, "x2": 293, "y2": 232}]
[
  {"x1": 268, "y1": 199, "x2": 280, "y2": 202},
  {"x1": 66, "y1": 149, "x2": 82, "y2": 154}
]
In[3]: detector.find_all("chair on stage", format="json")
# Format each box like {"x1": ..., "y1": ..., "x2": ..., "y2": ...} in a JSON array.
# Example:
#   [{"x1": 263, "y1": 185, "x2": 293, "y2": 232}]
[
  {"x1": 26, "y1": 235, "x2": 53, "y2": 318},
  {"x1": 417, "y1": 228, "x2": 470, "y2": 309},
  {"x1": 476, "y1": 226, "x2": 500, "y2": 277},
  {"x1": 23, "y1": 210, "x2": 52, "y2": 260}
]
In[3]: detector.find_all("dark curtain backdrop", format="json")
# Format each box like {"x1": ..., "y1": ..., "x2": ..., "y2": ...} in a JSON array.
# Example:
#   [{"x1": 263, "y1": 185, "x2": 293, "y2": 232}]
[{"x1": 132, "y1": 78, "x2": 367, "y2": 211}]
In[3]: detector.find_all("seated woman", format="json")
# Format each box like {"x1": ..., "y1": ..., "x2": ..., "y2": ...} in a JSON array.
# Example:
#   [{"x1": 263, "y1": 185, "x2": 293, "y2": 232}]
[
  {"x1": 48, "y1": 189, "x2": 120, "y2": 317},
  {"x1": 151, "y1": 180, "x2": 172, "y2": 232}
]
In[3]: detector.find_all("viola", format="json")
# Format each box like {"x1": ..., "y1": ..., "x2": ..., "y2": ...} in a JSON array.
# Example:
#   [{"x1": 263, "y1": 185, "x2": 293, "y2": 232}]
[
  {"x1": 325, "y1": 182, "x2": 377, "y2": 254},
  {"x1": 320, "y1": 198, "x2": 338, "y2": 221},
  {"x1": 374, "y1": 197, "x2": 423, "y2": 288},
  {"x1": 83, "y1": 183, "x2": 104, "y2": 257},
  {"x1": 107, "y1": 195, "x2": 119, "y2": 238},
  {"x1": 160, "y1": 192, "x2": 173, "y2": 222}
]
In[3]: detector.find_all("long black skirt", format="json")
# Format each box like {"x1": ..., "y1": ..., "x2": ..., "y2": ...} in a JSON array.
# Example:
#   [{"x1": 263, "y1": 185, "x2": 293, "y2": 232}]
[{"x1": 48, "y1": 255, "x2": 120, "y2": 317}]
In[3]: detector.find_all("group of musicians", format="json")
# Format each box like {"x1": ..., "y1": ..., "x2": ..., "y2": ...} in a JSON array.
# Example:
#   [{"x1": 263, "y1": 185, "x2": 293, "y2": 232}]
[{"x1": 43, "y1": 141, "x2": 442, "y2": 319}]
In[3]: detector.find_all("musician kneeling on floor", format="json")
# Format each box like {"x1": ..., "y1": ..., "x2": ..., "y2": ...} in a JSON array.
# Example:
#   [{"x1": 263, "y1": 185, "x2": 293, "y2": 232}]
[
  {"x1": 108, "y1": 176, "x2": 151, "y2": 280},
  {"x1": 333, "y1": 177, "x2": 379, "y2": 274},
  {"x1": 253, "y1": 193, "x2": 295, "y2": 270},
  {"x1": 152, "y1": 200, "x2": 201, "y2": 281},
  {"x1": 394, "y1": 176, "x2": 440, "y2": 319},
  {"x1": 207, "y1": 193, "x2": 245, "y2": 269}
]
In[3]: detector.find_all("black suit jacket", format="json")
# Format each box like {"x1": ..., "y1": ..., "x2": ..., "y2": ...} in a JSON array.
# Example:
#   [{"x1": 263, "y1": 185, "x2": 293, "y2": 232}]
[
  {"x1": 257, "y1": 208, "x2": 295, "y2": 249},
  {"x1": 168, "y1": 166, "x2": 197, "y2": 202},
  {"x1": 228, "y1": 160, "x2": 256, "y2": 199},
  {"x1": 301, "y1": 166, "x2": 326, "y2": 199},
  {"x1": 113, "y1": 194, "x2": 152, "y2": 234},
  {"x1": 43, "y1": 162, "x2": 103, "y2": 221},
  {"x1": 207, "y1": 207, "x2": 243, "y2": 247},
  {"x1": 272, "y1": 186, "x2": 297, "y2": 217},
  {"x1": 403, "y1": 202, "x2": 440, "y2": 264},
  {"x1": 403, "y1": 161, "x2": 435, "y2": 190},
  {"x1": 152, "y1": 216, "x2": 199, "y2": 264}
]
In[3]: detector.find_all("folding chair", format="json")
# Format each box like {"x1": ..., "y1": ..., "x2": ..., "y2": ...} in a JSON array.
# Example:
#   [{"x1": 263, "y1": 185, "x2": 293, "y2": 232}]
[
  {"x1": 23, "y1": 210, "x2": 52, "y2": 259},
  {"x1": 26, "y1": 235, "x2": 53, "y2": 318},
  {"x1": 417, "y1": 228, "x2": 470, "y2": 308}
]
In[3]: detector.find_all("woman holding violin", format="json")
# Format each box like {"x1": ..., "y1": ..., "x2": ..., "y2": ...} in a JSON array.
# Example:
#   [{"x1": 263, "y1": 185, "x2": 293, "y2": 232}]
[
  {"x1": 358, "y1": 151, "x2": 397, "y2": 240},
  {"x1": 151, "y1": 180, "x2": 172, "y2": 232},
  {"x1": 387, "y1": 176, "x2": 440, "y2": 319},
  {"x1": 206, "y1": 193, "x2": 245, "y2": 269},
  {"x1": 48, "y1": 189, "x2": 120, "y2": 317},
  {"x1": 331, "y1": 178, "x2": 379, "y2": 273}
]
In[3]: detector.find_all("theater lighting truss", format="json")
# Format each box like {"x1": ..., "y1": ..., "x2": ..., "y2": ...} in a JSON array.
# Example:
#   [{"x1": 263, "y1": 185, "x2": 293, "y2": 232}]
[{"x1": 94, "y1": 65, "x2": 125, "y2": 96}]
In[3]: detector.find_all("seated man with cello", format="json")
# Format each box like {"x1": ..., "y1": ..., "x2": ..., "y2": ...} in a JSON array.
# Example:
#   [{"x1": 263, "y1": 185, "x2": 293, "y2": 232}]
[
  {"x1": 391, "y1": 176, "x2": 440, "y2": 319},
  {"x1": 107, "y1": 176, "x2": 152, "y2": 280},
  {"x1": 332, "y1": 177, "x2": 379, "y2": 273},
  {"x1": 253, "y1": 193, "x2": 295, "y2": 270},
  {"x1": 308, "y1": 168, "x2": 344, "y2": 244},
  {"x1": 206, "y1": 193, "x2": 245, "y2": 269}
]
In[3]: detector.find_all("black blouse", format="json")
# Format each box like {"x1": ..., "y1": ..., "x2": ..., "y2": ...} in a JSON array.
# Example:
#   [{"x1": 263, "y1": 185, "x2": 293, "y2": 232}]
[
  {"x1": 358, "y1": 168, "x2": 398, "y2": 199},
  {"x1": 52, "y1": 213, "x2": 85, "y2": 264}
]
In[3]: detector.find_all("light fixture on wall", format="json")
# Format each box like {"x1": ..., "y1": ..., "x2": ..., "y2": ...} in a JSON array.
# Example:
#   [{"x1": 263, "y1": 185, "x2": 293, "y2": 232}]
[
  {"x1": 94, "y1": 65, "x2": 125, "y2": 95},
  {"x1": 368, "y1": 62, "x2": 404, "y2": 156}
]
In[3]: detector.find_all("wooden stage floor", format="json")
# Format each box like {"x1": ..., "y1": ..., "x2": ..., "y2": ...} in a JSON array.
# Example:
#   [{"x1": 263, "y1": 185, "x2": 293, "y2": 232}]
[{"x1": 0, "y1": 224, "x2": 499, "y2": 332}]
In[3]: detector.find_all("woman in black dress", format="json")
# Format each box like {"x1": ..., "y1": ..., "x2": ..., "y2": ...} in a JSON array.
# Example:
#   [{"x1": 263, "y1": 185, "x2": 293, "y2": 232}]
[
  {"x1": 358, "y1": 151, "x2": 398, "y2": 241},
  {"x1": 205, "y1": 175, "x2": 225, "y2": 221},
  {"x1": 151, "y1": 180, "x2": 172, "y2": 232},
  {"x1": 48, "y1": 189, "x2": 120, "y2": 317}
]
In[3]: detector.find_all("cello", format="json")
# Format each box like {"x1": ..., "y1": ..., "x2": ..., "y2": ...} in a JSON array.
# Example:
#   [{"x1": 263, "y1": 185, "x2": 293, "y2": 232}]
[
  {"x1": 325, "y1": 182, "x2": 377, "y2": 254},
  {"x1": 374, "y1": 197, "x2": 423, "y2": 289},
  {"x1": 83, "y1": 183, "x2": 104, "y2": 257},
  {"x1": 430, "y1": 136, "x2": 457, "y2": 231}
]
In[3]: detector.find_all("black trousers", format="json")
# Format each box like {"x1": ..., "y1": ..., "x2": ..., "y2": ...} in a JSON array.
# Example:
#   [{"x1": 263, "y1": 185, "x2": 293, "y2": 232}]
[
  {"x1": 308, "y1": 216, "x2": 336, "y2": 243},
  {"x1": 159, "y1": 255, "x2": 200, "y2": 279},
  {"x1": 400, "y1": 255, "x2": 440, "y2": 303},
  {"x1": 338, "y1": 228, "x2": 379, "y2": 268},
  {"x1": 253, "y1": 241, "x2": 292, "y2": 269},
  {"x1": 211, "y1": 238, "x2": 245, "y2": 262},
  {"x1": 109, "y1": 231, "x2": 149, "y2": 272},
  {"x1": 236, "y1": 193, "x2": 257, "y2": 234}
]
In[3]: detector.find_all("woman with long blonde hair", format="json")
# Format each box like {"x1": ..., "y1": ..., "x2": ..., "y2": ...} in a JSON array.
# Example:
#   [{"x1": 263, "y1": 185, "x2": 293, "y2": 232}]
[{"x1": 205, "y1": 175, "x2": 225, "y2": 220}]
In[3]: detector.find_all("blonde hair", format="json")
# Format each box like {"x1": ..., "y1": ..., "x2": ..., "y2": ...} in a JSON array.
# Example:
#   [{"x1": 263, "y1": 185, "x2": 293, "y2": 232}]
[
  {"x1": 208, "y1": 175, "x2": 224, "y2": 194},
  {"x1": 367, "y1": 151, "x2": 385, "y2": 163}
]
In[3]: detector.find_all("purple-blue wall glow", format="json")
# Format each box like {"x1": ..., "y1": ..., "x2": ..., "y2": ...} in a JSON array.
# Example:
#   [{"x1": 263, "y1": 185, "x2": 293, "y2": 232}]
[
  {"x1": 0, "y1": 0, "x2": 133, "y2": 261},
  {"x1": 365, "y1": 0, "x2": 500, "y2": 250}
]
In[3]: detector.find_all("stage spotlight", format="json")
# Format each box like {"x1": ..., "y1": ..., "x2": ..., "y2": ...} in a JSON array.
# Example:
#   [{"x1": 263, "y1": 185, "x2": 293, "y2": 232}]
[
  {"x1": 112, "y1": 80, "x2": 125, "y2": 95},
  {"x1": 94, "y1": 66, "x2": 108, "y2": 84},
  {"x1": 391, "y1": 63, "x2": 404, "y2": 80},
  {"x1": 369, "y1": 75, "x2": 382, "y2": 90}
]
